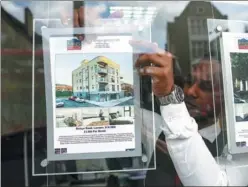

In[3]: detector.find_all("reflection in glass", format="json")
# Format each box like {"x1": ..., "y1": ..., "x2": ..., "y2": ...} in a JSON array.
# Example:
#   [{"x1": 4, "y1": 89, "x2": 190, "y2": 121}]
[{"x1": 3, "y1": 1, "x2": 248, "y2": 186}]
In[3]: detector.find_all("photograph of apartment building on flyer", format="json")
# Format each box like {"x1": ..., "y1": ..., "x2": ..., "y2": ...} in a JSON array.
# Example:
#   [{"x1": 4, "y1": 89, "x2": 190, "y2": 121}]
[{"x1": 55, "y1": 53, "x2": 134, "y2": 108}]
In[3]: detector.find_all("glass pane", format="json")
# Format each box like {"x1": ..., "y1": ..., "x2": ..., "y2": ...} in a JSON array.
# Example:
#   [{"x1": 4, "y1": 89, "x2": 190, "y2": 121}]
[
  {"x1": 2, "y1": 1, "x2": 248, "y2": 187},
  {"x1": 33, "y1": 25, "x2": 156, "y2": 175},
  {"x1": 208, "y1": 19, "x2": 248, "y2": 156}
]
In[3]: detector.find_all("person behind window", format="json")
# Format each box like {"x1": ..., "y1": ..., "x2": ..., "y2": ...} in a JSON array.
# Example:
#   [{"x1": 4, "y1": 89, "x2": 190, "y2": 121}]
[
  {"x1": 144, "y1": 54, "x2": 226, "y2": 187},
  {"x1": 130, "y1": 40, "x2": 248, "y2": 186}
]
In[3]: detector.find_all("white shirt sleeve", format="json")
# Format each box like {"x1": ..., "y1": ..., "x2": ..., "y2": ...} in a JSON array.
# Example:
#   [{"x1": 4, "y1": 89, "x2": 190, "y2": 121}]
[{"x1": 159, "y1": 102, "x2": 247, "y2": 186}]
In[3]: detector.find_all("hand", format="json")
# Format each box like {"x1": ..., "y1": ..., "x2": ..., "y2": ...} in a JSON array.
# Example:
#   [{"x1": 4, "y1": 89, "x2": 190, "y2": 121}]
[
  {"x1": 60, "y1": 5, "x2": 123, "y2": 41},
  {"x1": 130, "y1": 40, "x2": 174, "y2": 97}
]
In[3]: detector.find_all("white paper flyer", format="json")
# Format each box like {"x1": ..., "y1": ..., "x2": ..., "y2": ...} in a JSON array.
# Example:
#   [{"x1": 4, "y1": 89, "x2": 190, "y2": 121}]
[
  {"x1": 220, "y1": 32, "x2": 248, "y2": 154},
  {"x1": 44, "y1": 32, "x2": 143, "y2": 161}
]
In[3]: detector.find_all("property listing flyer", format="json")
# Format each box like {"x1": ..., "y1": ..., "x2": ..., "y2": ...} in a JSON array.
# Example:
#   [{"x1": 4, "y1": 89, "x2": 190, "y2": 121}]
[
  {"x1": 46, "y1": 34, "x2": 142, "y2": 160},
  {"x1": 230, "y1": 51, "x2": 248, "y2": 148},
  {"x1": 220, "y1": 32, "x2": 248, "y2": 153}
]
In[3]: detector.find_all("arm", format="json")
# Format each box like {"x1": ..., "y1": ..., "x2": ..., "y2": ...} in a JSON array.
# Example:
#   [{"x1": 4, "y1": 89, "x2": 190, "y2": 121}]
[
  {"x1": 130, "y1": 41, "x2": 247, "y2": 186},
  {"x1": 160, "y1": 102, "x2": 242, "y2": 186}
]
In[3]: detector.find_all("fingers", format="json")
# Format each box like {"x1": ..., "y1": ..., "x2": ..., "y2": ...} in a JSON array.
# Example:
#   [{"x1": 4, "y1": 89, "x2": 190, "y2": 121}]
[
  {"x1": 73, "y1": 9, "x2": 80, "y2": 27},
  {"x1": 135, "y1": 53, "x2": 172, "y2": 68},
  {"x1": 72, "y1": 9, "x2": 83, "y2": 40},
  {"x1": 139, "y1": 66, "x2": 165, "y2": 78},
  {"x1": 61, "y1": 6, "x2": 84, "y2": 27},
  {"x1": 136, "y1": 54, "x2": 163, "y2": 67},
  {"x1": 61, "y1": 6, "x2": 123, "y2": 45},
  {"x1": 60, "y1": 8, "x2": 70, "y2": 25},
  {"x1": 78, "y1": 6, "x2": 85, "y2": 27},
  {"x1": 63, "y1": 7, "x2": 123, "y2": 28}
]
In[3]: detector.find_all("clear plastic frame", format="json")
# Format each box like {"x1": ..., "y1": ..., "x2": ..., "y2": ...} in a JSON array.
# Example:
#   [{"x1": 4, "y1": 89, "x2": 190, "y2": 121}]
[
  {"x1": 32, "y1": 18, "x2": 157, "y2": 176},
  {"x1": 207, "y1": 19, "x2": 248, "y2": 164}
]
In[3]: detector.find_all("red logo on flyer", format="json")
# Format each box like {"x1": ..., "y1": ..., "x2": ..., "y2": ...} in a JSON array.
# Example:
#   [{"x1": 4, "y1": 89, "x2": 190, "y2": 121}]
[
  {"x1": 67, "y1": 38, "x2": 82, "y2": 50},
  {"x1": 238, "y1": 38, "x2": 248, "y2": 49}
]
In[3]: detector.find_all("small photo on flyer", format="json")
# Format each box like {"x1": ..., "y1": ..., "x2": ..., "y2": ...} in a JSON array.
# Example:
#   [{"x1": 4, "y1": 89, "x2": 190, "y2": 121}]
[
  {"x1": 81, "y1": 107, "x2": 110, "y2": 127},
  {"x1": 56, "y1": 108, "x2": 83, "y2": 128},
  {"x1": 109, "y1": 106, "x2": 134, "y2": 125}
]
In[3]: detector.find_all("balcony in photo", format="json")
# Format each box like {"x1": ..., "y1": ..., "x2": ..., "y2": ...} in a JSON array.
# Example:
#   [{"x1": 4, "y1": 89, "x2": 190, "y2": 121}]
[
  {"x1": 98, "y1": 68, "x2": 108, "y2": 74},
  {"x1": 98, "y1": 77, "x2": 108, "y2": 83}
]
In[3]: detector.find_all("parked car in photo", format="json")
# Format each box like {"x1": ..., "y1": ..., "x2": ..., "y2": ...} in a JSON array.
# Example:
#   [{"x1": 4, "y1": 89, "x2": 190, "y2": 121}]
[
  {"x1": 56, "y1": 99, "x2": 64, "y2": 108},
  {"x1": 68, "y1": 96, "x2": 77, "y2": 101},
  {"x1": 75, "y1": 97, "x2": 85, "y2": 103}
]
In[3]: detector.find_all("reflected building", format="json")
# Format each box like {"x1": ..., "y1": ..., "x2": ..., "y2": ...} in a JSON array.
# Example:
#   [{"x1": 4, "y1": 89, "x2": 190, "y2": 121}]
[
  {"x1": 1, "y1": 7, "x2": 45, "y2": 135},
  {"x1": 2, "y1": 6, "x2": 50, "y2": 187},
  {"x1": 167, "y1": 1, "x2": 228, "y2": 75}
]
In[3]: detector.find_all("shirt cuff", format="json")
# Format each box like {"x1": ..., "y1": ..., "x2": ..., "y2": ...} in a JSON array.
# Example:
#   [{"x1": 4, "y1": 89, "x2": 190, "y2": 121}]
[{"x1": 160, "y1": 102, "x2": 198, "y2": 139}]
